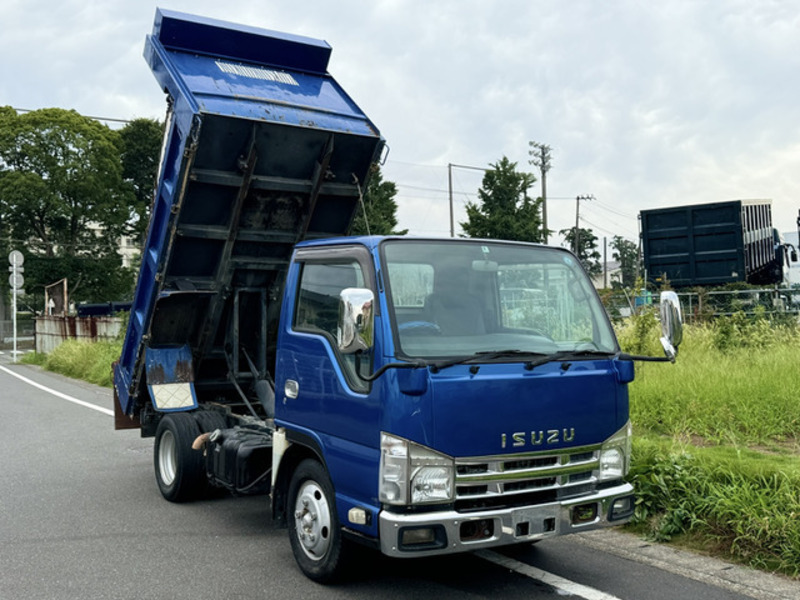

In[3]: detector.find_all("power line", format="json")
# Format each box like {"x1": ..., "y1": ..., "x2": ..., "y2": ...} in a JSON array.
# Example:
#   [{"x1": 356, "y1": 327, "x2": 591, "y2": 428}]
[
  {"x1": 592, "y1": 198, "x2": 635, "y2": 219},
  {"x1": 12, "y1": 107, "x2": 133, "y2": 125},
  {"x1": 397, "y1": 183, "x2": 449, "y2": 194},
  {"x1": 580, "y1": 216, "x2": 626, "y2": 238},
  {"x1": 448, "y1": 163, "x2": 488, "y2": 237},
  {"x1": 396, "y1": 183, "x2": 479, "y2": 198},
  {"x1": 387, "y1": 159, "x2": 447, "y2": 170}
]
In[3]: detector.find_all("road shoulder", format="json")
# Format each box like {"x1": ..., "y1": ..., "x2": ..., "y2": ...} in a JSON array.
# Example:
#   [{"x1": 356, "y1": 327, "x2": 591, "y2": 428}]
[{"x1": 574, "y1": 529, "x2": 798, "y2": 600}]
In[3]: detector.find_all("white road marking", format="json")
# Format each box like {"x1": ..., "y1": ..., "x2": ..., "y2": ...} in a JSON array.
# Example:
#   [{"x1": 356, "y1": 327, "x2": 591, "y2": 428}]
[
  {"x1": 0, "y1": 364, "x2": 114, "y2": 416},
  {"x1": 476, "y1": 550, "x2": 623, "y2": 600}
]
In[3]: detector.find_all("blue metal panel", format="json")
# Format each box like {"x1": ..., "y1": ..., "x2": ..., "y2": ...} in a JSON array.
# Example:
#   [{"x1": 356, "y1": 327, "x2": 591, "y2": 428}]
[
  {"x1": 275, "y1": 323, "x2": 381, "y2": 450},
  {"x1": 113, "y1": 10, "x2": 384, "y2": 417},
  {"x1": 156, "y1": 51, "x2": 378, "y2": 137},
  {"x1": 153, "y1": 9, "x2": 332, "y2": 74},
  {"x1": 273, "y1": 420, "x2": 381, "y2": 537},
  {"x1": 146, "y1": 345, "x2": 195, "y2": 384},
  {"x1": 383, "y1": 362, "x2": 623, "y2": 458}
]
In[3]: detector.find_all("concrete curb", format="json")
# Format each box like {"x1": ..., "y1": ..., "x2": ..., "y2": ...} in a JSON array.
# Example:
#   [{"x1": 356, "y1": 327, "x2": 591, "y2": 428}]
[{"x1": 573, "y1": 529, "x2": 799, "y2": 600}]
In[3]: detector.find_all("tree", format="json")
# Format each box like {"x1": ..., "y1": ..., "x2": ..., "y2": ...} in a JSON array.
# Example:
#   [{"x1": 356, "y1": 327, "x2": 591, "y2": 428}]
[
  {"x1": 0, "y1": 107, "x2": 138, "y2": 307},
  {"x1": 560, "y1": 226, "x2": 602, "y2": 278},
  {"x1": 350, "y1": 165, "x2": 407, "y2": 236},
  {"x1": 460, "y1": 156, "x2": 545, "y2": 242},
  {"x1": 610, "y1": 235, "x2": 639, "y2": 289},
  {"x1": 118, "y1": 118, "x2": 163, "y2": 241}
]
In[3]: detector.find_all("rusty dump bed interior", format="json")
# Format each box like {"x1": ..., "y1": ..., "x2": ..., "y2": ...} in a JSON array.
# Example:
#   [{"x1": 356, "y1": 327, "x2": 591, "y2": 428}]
[{"x1": 113, "y1": 9, "x2": 383, "y2": 418}]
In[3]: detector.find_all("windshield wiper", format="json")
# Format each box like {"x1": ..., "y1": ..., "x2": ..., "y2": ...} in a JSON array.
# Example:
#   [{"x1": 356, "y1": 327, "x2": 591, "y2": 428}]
[
  {"x1": 430, "y1": 349, "x2": 549, "y2": 372},
  {"x1": 523, "y1": 349, "x2": 616, "y2": 371},
  {"x1": 357, "y1": 359, "x2": 429, "y2": 381}
]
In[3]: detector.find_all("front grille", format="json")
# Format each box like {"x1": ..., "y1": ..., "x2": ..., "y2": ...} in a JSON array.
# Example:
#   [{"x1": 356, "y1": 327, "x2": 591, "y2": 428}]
[{"x1": 454, "y1": 446, "x2": 600, "y2": 512}]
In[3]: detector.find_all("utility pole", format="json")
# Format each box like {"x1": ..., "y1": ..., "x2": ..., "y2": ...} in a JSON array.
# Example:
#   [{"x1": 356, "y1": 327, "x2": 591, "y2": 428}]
[
  {"x1": 448, "y1": 163, "x2": 454, "y2": 238},
  {"x1": 447, "y1": 162, "x2": 487, "y2": 238},
  {"x1": 528, "y1": 141, "x2": 551, "y2": 244},
  {"x1": 574, "y1": 194, "x2": 595, "y2": 255}
]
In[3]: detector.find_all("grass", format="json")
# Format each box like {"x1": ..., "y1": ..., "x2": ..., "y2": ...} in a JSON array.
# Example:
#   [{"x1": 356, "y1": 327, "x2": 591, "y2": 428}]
[
  {"x1": 630, "y1": 345, "x2": 800, "y2": 446},
  {"x1": 618, "y1": 308, "x2": 800, "y2": 577},
  {"x1": 629, "y1": 436, "x2": 800, "y2": 575},
  {"x1": 22, "y1": 339, "x2": 122, "y2": 387},
  {"x1": 619, "y1": 311, "x2": 800, "y2": 446},
  {"x1": 24, "y1": 308, "x2": 800, "y2": 577}
]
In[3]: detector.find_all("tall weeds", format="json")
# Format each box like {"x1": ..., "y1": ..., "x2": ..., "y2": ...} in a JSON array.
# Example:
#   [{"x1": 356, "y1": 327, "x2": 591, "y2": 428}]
[
  {"x1": 631, "y1": 438, "x2": 800, "y2": 575},
  {"x1": 23, "y1": 339, "x2": 121, "y2": 387},
  {"x1": 617, "y1": 309, "x2": 800, "y2": 446},
  {"x1": 619, "y1": 309, "x2": 800, "y2": 576}
]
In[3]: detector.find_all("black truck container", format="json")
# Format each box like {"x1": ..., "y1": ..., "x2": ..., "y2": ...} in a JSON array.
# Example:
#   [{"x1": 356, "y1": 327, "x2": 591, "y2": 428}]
[{"x1": 640, "y1": 200, "x2": 788, "y2": 288}]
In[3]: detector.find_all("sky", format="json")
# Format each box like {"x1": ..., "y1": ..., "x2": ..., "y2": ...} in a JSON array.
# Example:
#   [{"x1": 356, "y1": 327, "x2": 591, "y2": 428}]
[{"x1": 3, "y1": 0, "x2": 800, "y2": 249}]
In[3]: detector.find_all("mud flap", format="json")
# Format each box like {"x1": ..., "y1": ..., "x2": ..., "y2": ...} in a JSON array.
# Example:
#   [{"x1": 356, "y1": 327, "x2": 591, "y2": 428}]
[
  {"x1": 113, "y1": 378, "x2": 141, "y2": 430},
  {"x1": 145, "y1": 345, "x2": 198, "y2": 412}
]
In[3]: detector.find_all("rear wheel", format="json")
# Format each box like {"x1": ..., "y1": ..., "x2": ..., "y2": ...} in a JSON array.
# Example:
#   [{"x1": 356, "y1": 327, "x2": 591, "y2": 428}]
[
  {"x1": 287, "y1": 459, "x2": 348, "y2": 582},
  {"x1": 194, "y1": 409, "x2": 227, "y2": 434},
  {"x1": 154, "y1": 412, "x2": 205, "y2": 502}
]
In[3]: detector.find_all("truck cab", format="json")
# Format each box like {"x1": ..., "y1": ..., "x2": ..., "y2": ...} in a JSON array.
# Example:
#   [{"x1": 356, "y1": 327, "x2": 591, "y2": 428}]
[{"x1": 272, "y1": 237, "x2": 639, "y2": 574}]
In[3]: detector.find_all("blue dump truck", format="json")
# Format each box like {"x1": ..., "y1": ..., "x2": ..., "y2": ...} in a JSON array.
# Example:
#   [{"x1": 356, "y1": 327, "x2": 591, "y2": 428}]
[
  {"x1": 641, "y1": 200, "x2": 795, "y2": 288},
  {"x1": 114, "y1": 9, "x2": 683, "y2": 582}
]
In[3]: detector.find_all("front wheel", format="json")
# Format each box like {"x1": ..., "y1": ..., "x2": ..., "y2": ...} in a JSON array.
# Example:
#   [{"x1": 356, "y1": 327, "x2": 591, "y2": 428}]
[
  {"x1": 287, "y1": 459, "x2": 348, "y2": 582},
  {"x1": 154, "y1": 412, "x2": 206, "y2": 502}
]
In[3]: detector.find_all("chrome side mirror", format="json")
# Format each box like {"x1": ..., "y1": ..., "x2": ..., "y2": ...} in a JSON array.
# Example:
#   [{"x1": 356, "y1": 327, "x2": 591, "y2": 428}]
[
  {"x1": 338, "y1": 288, "x2": 375, "y2": 355},
  {"x1": 659, "y1": 291, "x2": 683, "y2": 362}
]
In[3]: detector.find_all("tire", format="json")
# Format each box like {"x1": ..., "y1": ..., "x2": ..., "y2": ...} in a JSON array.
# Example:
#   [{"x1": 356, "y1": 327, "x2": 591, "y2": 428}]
[
  {"x1": 154, "y1": 412, "x2": 206, "y2": 502},
  {"x1": 194, "y1": 409, "x2": 227, "y2": 434},
  {"x1": 287, "y1": 459, "x2": 348, "y2": 582}
]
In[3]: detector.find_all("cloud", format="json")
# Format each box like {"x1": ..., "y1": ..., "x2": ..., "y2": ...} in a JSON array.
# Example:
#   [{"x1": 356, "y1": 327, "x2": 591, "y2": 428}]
[{"x1": 2, "y1": 0, "x2": 798, "y2": 243}]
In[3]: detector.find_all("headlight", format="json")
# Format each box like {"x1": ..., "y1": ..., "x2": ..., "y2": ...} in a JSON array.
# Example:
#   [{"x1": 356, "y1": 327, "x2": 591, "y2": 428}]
[
  {"x1": 379, "y1": 433, "x2": 454, "y2": 505},
  {"x1": 598, "y1": 421, "x2": 632, "y2": 482}
]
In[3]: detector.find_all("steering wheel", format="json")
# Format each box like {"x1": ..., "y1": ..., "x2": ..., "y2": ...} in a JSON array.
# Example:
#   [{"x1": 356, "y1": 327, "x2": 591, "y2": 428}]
[{"x1": 398, "y1": 320, "x2": 442, "y2": 335}]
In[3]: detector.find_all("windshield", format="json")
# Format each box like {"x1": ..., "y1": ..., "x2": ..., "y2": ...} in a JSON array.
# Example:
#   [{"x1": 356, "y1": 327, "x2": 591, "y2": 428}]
[{"x1": 382, "y1": 240, "x2": 618, "y2": 359}]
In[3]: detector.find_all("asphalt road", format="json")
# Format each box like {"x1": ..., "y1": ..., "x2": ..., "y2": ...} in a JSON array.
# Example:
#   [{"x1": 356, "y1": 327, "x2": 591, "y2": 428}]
[{"x1": 1, "y1": 354, "x2": 797, "y2": 600}]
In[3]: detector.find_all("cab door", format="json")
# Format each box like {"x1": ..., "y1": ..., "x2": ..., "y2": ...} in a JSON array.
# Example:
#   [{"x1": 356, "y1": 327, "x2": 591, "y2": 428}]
[{"x1": 276, "y1": 245, "x2": 381, "y2": 500}]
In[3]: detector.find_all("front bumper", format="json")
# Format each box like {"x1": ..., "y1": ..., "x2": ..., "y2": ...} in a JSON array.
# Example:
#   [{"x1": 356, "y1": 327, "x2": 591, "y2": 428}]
[{"x1": 378, "y1": 482, "x2": 634, "y2": 558}]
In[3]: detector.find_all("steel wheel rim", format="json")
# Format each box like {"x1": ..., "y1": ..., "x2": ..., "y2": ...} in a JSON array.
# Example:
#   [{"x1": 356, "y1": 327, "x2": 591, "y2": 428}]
[
  {"x1": 293, "y1": 480, "x2": 332, "y2": 561},
  {"x1": 158, "y1": 429, "x2": 177, "y2": 485}
]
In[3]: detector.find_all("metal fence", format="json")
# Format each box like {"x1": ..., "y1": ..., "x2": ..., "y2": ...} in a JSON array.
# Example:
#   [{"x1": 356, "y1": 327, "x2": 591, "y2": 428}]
[
  {"x1": 34, "y1": 315, "x2": 122, "y2": 354},
  {"x1": 676, "y1": 288, "x2": 800, "y2": 322},
  {"x1": 602, "y1": 288, "x2": 800, "y2": 323}
]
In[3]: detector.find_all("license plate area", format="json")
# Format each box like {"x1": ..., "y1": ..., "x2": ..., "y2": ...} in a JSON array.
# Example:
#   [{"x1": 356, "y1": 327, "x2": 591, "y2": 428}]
[{"x1": 511, "y1": 506, "x2": 559, "y2": 538}]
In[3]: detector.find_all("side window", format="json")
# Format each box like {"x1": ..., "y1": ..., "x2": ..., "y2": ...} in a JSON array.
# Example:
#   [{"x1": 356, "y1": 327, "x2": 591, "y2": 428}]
[
  {"x1": 295, "y1": 261, "x2": 365, "y2": 337},
  {"x1": 293, "y1": 259, "x2": 369, "y2": 392}
]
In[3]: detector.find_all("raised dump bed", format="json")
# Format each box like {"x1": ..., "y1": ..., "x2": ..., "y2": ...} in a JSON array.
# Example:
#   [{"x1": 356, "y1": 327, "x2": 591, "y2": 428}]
[{"x1": 114, "y1": 9, "x2": 384, "y2": 421}]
